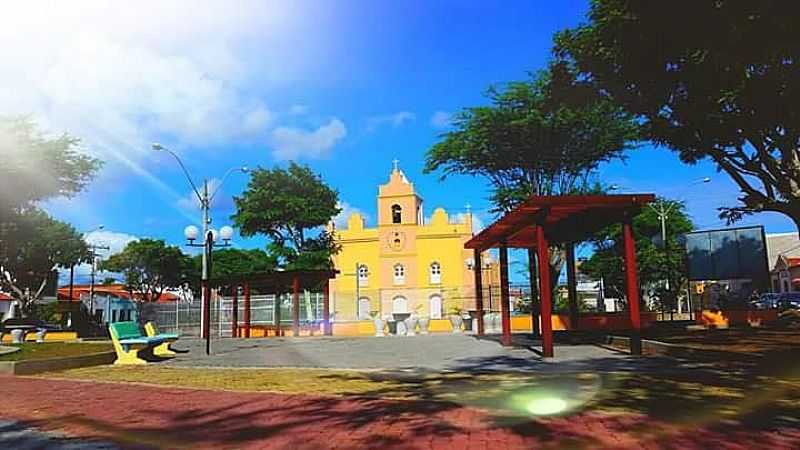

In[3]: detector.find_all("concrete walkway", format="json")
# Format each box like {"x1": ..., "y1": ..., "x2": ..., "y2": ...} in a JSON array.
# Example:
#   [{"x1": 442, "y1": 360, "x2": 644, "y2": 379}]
[{"x1": 166, "y1": 334, "x2": 632, "y2": 372}]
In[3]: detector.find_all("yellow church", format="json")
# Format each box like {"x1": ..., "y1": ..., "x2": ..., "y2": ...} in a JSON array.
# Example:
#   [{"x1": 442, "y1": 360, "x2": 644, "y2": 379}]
[{"x1": 328, "y1": 162, "x2": 499, "y2": 323}]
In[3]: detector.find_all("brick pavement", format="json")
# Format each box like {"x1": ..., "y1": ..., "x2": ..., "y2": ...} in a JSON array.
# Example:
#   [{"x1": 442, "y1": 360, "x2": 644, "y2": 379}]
[{"x1": 1, "y1": 375, "x2": 798, "y2": 449}]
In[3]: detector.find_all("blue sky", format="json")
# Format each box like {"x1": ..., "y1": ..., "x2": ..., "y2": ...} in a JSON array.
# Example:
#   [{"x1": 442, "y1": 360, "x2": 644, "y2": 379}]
[{"x1": 1, "y1": 1, "x2": 794, "y2": 281}]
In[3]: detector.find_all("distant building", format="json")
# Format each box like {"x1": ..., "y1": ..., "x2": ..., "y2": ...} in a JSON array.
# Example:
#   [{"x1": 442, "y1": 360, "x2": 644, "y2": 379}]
[
  {"x1": 328, "y1": 162, "x2": 499, "y2": 322},
  {"x1": 767, "y1": 232, "x2": 800, "y2": 293},
  {"x1": 57, "y1": 284, "x2": 180, "y2": 324}
]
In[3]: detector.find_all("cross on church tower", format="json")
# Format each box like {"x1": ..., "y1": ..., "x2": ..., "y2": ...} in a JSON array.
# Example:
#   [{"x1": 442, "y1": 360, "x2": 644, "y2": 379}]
[{"x1": 392, "y1": 158, "x2": 400, "y2": 172}]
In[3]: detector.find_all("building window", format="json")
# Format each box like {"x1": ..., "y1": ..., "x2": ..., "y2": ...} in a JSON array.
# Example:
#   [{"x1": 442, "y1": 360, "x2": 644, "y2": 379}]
[
  {"x1": 358, "y1": 297, "x2": 371, "y2": 320},
  {"x1": 392, "y1": 204, "x2": 402, "y2": 224},
  {"x1": 392, "y1": 296, "x2": 408, "y2": 313},
  {"x1": 393, "y1": 264, "x2": 405, "y2": 285},
  {"x1": 430, "y1": 262, "x2": 442, "y2": 284},
  {"x1": 429, "y1": 294, "x2": 442, "y2": 319},
  {"x1": 358, "y1": 265, "x2": 369, "y2": 287}
]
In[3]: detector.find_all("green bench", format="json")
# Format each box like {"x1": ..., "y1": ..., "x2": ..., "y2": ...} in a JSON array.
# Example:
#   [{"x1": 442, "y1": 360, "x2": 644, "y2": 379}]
[{"x1": 108, "y1": 321, "x2": 167, "y2": 365}]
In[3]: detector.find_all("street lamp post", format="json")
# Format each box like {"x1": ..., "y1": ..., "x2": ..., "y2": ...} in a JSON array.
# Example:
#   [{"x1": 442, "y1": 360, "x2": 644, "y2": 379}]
[
  {"x1": 184, "y1": 224, "x2": 234, "y2": 354},
  {"x1": 153, "y1": 143, "x2": 247, "y2": 355}
]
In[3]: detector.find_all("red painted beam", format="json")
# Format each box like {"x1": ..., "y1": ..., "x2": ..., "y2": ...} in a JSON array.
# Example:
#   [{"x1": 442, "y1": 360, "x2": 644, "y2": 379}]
[
  {"x1": 623, "y1": 219, "x2": 642, "y2": 355},
  {"x1": 231, "y1": 285, "x2": 239, "y2": 338},
  {"x1": 244, "y1": 282, "x2": 251, "y2": 338},
  {"x1": 528, "y1": 248, "x2": 540, "y2": 336},
  {"x1": 499, "y1": 246, "x2": 512, "y2": 346},
  {"x1": 536, "y1": 225, "x2": 554, "y2": 358},
  {"x1": 292, "y1": 276, "x2": 301, "y2": 337},
  {"x1": 474, "y1": 249, "x2": 485, "y2": 336}
]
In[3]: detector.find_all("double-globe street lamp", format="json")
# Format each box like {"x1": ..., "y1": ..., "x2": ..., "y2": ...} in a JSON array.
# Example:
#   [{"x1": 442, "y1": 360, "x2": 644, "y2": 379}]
[{"x1": 152, "y1": 143, "x2": 247, "y2": 354}]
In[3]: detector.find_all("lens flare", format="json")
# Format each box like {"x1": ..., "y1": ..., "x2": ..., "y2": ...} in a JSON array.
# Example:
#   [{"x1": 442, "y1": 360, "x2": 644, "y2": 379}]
[{"x1": 525, "y1": 397, "x2": 569, "y2": 416}]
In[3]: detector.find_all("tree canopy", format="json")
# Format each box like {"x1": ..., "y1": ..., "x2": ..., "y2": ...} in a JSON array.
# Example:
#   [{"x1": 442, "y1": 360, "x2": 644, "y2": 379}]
[
  {"x1": 580, "y1": 199, "x2": 694, "y2": 308},
  {"x1": 424, "y1": 62, "x2": 640, "y2": 212},
  {"x1": 101, "y1": 239, "x2": 189, "y2": 302},
  {"x1": 189, "y1": 248, "x2": 277, "y2": 281},
  {"x1": 0, "y1": 208, "x2": 90, "y2": 313},
  {"x1": 555, "y1": 0, "x2": 800, "y2": 230},
  {"x1": 232, "y1": 163, "x2": 341, "y2": 269},
  {"x1": 0, "y1": 116, "x2": 102, "y2": 219}
]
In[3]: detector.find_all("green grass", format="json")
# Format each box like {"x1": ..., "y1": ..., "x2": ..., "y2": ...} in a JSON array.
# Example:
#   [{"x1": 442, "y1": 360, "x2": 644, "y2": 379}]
[{"x1": 0, "y1": 342, "x2": 112, "y2": 362}]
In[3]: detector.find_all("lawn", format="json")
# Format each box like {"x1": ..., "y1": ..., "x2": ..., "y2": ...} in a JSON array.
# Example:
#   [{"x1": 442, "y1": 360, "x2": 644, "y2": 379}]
[{"x1": 0, "y1": 342, "x2": 113, "y2": 362}]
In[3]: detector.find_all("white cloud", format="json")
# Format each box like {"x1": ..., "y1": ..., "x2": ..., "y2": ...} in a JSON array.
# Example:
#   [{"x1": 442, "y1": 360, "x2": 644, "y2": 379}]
[
  {"x1": 334, "y1": 201, "x2": 369, "y2": 229},
  {"x1": 430, "y1": 111, "x2": 452, "y2": 129},
  {"x1": 366, "y1": 111, "x2": 415, "y2": 131},
  {"x1": 242, "y1": 104, "x2": 274, "y2": 134},
  {"x1": 288, "y1": 104, "x2": 309, "y2": 115},
  {"x1": 270, "y1": 118, "x2": 347, "y2": 160},
  {"x1": 0, "y1": 2, "x2": 337, "y2": 189},
  {"x1": 60, "y1": 229, "x2": 139, "y2": 285},
  {"x1": 84, "y1": 230, "x2": 139, "y2": 257}
]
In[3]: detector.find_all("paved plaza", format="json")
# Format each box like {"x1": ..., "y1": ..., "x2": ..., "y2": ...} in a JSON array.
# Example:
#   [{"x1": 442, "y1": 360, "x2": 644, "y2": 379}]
[{"x1": 166, "y1": 334, "x2": 635, "y2": 372}]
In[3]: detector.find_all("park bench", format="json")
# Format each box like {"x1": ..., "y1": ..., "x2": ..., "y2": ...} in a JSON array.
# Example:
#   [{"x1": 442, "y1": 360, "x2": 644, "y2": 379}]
[
  {"x1": 143, "y1": 322, "x2": 182, "y2": 356},
  {"x1": 108, "y1": 321, "x2": 166, "y2": 365},
  {"x1": 1, "y1": 318, "x2": 55, "y2": 343}
]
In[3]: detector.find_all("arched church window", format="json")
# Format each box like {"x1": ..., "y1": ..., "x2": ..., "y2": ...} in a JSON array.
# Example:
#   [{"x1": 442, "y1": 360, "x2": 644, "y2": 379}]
[
  {"x1": 430, "y1": 262, "x2": 441, "y2": 284},
  {"x1": 358, "y1": 265, "x2": 369, "y2": 286},
  {"x1": 392, "y1": 204, "x2": 402, "y2": 224},
  {"x1": 393, "y1": 264, "x2": 405, "y2": 285}
]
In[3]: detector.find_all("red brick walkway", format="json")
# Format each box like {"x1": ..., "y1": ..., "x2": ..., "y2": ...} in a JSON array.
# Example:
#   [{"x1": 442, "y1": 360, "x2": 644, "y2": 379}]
[{"x1": 1, "y1": 375, "x2": 798, "y2": 449}]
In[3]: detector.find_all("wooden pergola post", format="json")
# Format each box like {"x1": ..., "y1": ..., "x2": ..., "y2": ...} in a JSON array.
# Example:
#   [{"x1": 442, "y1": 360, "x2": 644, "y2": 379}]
[
  {"x1": 292, "y1": 276, "x2": 301, "y2": 337},
  {"x1": 499, "y1": 245, "x2": 512, "y2": 346},
  {"x1": 244, "y1": 282, "x2": 251, "y2": 338},
  {"x1": 536, "y1": 225, "x2": 554, "y2": 358},
  {"x1": 231, "y1": 285, "x2": 239, "y2": 338},
  {"x1": 566, "y1": 242, "x2": 579, "y2": 330},
  {"x1": 473, "y1": 248, "x2": 485, "y2": 336},
  {"x1": 623, "y1": 217, "x2": 642, "y2": 355},
  {"x1": 527, "y1": 248, "x2": 539, "y2": 336},
  {"x1": 323, "y1": 281, "x2": 332, "y2": 336}
]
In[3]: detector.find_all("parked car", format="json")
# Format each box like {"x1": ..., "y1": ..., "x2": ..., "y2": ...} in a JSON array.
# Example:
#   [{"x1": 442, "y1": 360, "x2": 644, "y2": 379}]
[
  {"x1": 750, "y1": 293, "x2": 781, "y2": 310},
  {"x1": 751, "y1": 293, "x2": 800, "y2": 310}
]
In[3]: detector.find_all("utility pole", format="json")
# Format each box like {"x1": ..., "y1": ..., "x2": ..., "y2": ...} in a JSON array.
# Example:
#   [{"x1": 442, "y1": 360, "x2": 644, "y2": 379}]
[
  {"x1": 87, "y1": 243, "x2": 110, "y2": 320},
  {"x1": 650, "y1": 199, "x2": 677, "y2": 316}
]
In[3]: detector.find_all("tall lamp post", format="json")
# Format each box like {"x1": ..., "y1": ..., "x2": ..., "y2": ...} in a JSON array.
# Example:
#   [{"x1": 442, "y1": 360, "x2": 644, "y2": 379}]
[
  {"x1": 153, "y1": 143, "x2": 247, "y2": 355},
  {"x1": 183, "y1": 224, "x2": 234, "y2": 354}
]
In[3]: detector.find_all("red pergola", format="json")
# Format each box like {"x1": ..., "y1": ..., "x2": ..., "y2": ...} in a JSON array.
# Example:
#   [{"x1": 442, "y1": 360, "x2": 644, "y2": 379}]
[
  {"x1": 210, "y1": 270, "x2": 338, "y2": 337},
  {"x1": 464, "y1": 194, "x2": 655, "y2": 357}
]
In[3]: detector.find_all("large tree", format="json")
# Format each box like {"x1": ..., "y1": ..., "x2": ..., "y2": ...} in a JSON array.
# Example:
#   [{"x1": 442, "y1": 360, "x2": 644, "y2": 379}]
[
  {"x1": 425, "y1": 61, "x2": 639, "y2": 212},
  {"x1": 581, "y1": 199, "x2": 694, "y2": 309},
  {"x1": 555, "y1": 1, "x2": 800, "y2": 230},
  {"x1": 101, "y1": 239, "x2": 189, "y2": 303},
  {"x1": 0, "y1": 117, "x2": 101, "y2": 315},
  {"x1": 0, "y1": 209, "x2": 90, "y2": 315},
  {"x1": 232, "y1": 163, "x2": 341, "y2": 270},
  {"x1": 0, "y1": 116, "x2": 102, "y2": 220},
  {"x1": 425, "y1": 62, "x2": 640, "y2": 296}
]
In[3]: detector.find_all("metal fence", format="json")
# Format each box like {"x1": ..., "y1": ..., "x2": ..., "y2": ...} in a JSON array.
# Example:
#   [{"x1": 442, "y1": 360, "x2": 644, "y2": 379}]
[{"x1": 151, "y1": 291, "x2": 326, "y2": 337}]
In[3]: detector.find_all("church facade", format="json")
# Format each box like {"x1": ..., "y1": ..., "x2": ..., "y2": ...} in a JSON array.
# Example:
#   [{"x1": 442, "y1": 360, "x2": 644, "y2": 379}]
[{"x1": 328, "y1": 163, "x2": 497, "y2": 322}]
